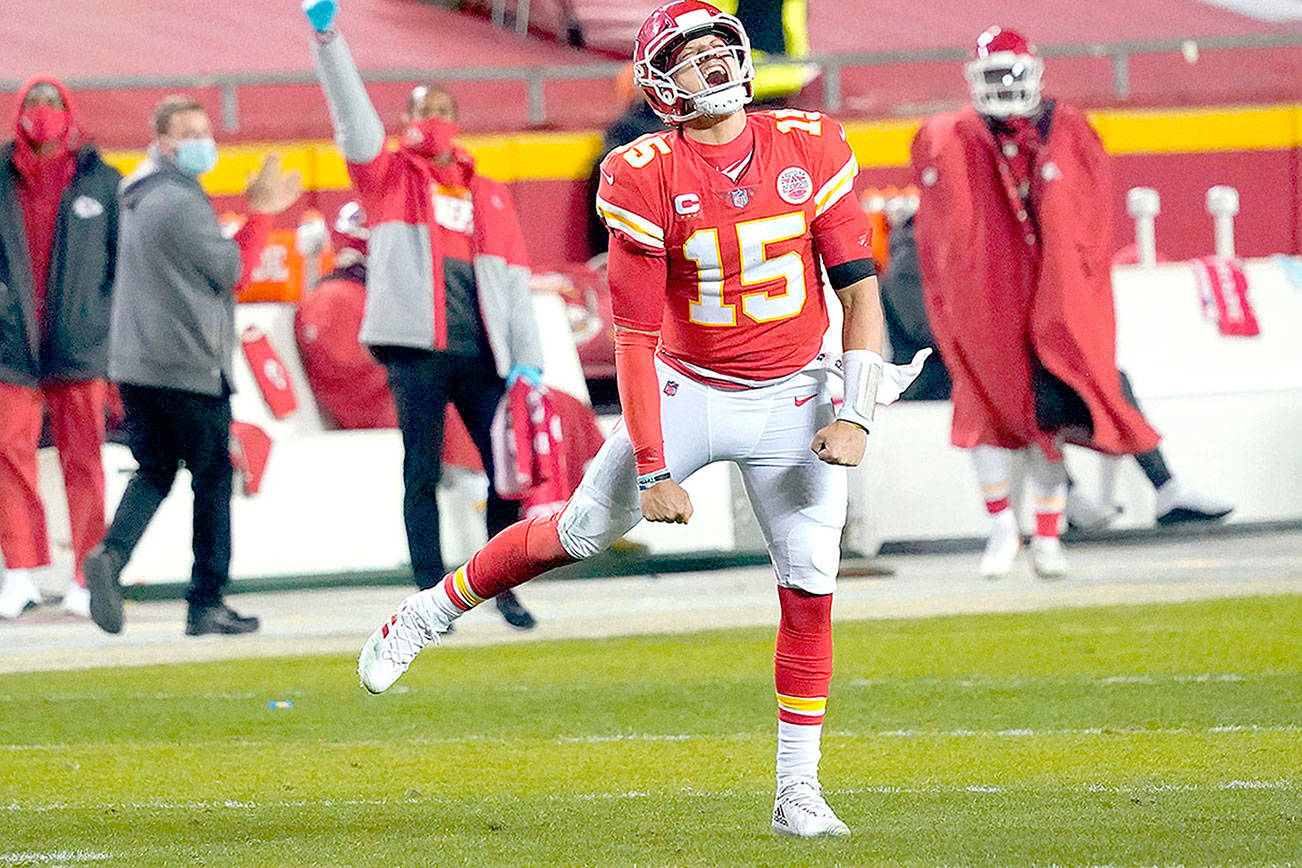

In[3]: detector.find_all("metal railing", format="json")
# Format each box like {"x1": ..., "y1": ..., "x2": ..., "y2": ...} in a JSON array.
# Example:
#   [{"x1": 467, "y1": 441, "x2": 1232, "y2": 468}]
[{"x1": 3, "y1": 31, "x2": 1300, "y2": 131}]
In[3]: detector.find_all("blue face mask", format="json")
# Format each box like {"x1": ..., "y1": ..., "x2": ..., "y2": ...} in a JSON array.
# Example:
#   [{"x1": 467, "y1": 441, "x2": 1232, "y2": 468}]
[{"x1": 173, "y1": 137, "x2": 218, "y2": 176}]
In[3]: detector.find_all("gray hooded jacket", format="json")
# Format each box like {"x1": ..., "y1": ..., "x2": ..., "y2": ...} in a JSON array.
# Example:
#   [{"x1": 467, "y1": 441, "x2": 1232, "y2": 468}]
[{"x1": 109, "y1": 149, "x2": 243, "y2": 396}]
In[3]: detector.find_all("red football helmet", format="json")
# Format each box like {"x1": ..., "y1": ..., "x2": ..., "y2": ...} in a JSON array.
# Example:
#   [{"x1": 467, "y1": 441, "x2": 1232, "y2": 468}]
[
  {"x1": 633, "y1": 0, "x2": 754, "y2": 124},
  {"x1": 965, "y1": 26, "x2": 1044, "y2": 119},
  {"x1": 331, "y1": 200, "x2": 370, "y2": 264}
]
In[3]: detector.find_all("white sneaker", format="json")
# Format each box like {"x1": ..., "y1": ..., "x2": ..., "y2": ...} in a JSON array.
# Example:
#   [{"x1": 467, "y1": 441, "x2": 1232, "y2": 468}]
[
  {"x1": 980, "y1": 513, "x2": 1022, "y2": 579},
  {"x1": 1065, "y1": 487, "x2": 1120, "y2": 533},
  {"x1": 1030, "y1": 536, "x2": 1068, "y2": 579},
  {"x1": 358, "y1": 590, "x2": 452, "y2": 694},
  {"x1": 771, "y1": 778, "x2": 850, "y2": 838},
  {"x1": 0, "y1": 570, "x2": 41, "y2": 619},
  {"x1": 62, "y1": 583, "x2": 91, "y2": 618},
  {"x1": 1155, "y1": 477, "x2": 1233, "y2": 525}
]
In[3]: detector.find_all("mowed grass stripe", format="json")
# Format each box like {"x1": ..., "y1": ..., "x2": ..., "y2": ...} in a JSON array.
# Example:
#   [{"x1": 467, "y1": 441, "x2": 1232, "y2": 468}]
[
  {"x1": 6, "y1": 778, "x2": 1300, "y2": 814},
  {"x1": 4, "y1": 671, "x2": 1297, "y2": 745},
  {"x1": 0, "y1": 669, "x2": 1280, "y2": 703},
  {"x1": 6, "y1": 721, "x2": 1302, "y2": 754},
  {"x1": 4, "y1": 721, "x2": 1300, "y2": 804},
  {"x1": 4, "y1": 788, "x2": 1301, "y2": 866},
  {"x1": 2, "y1": 594, "x2": 1301, "y2": 865}
]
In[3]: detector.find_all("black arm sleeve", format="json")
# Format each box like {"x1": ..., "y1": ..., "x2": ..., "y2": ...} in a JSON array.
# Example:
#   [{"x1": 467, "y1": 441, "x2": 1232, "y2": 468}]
[{"x1": 826, "y1": 257, "x2": 877, "y2": 290}]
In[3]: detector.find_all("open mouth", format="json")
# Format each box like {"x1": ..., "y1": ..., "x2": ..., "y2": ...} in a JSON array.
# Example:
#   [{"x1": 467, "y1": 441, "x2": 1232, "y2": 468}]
[{"x1": 703, "y1": 64, "x2": 731, "y2": 88}]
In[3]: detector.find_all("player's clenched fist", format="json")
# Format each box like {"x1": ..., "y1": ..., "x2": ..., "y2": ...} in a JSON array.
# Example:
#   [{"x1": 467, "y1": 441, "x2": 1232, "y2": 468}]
[
  {"x1": 640, "y1": 479, "x2": 693, "y2": 524},
  {"x1": 811, "y1": 420, "x2": 867, "y2": 466},
  {"x1": 302, "y1": 0, "x2": 338, "y2": 33}
]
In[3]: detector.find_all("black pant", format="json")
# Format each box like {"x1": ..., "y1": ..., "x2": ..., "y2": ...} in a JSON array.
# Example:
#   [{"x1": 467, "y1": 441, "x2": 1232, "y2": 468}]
[
  {"x1": 104, "y1": 383, "x2": 233, "y2": 609},
  {"x1": 377, "y1": 349, "x2": 519, "y2": 590}
]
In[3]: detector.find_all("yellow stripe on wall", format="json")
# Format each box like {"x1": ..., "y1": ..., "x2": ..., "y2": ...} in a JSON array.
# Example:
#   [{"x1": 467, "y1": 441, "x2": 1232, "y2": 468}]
[
  {"x1": 842, "y1": 119, "x2": 921, "y2": 169},
  {"x1": 1086, "y1": 104, "x2": 1297, "y2": 155},
  {"x1": 104, "y1": 132, "x2": 604, "y2": 197},
  {"x1": 102, "y1": 102, "x2": 1302, "y2": 196}
]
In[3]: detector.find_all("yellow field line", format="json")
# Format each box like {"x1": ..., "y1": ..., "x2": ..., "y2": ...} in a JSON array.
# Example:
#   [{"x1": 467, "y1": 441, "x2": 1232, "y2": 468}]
[{"x1": 101, "y1": 103, "x2": 1302, "y2": 195}]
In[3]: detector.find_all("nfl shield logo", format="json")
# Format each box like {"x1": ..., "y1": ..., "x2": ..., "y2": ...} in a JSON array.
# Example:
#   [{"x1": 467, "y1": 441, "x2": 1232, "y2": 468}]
[
  {"x1": 664, "y1": 380, "x2": 679, "y2": 396},
  {"x1": 729, "y1": 188, "x2": 750, "y2": 208}
]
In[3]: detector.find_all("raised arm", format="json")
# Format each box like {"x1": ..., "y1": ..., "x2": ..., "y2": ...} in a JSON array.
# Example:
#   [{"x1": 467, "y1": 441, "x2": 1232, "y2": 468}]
[{"x1": 304, "y1": 0, "x2": 391, "y2": 188}]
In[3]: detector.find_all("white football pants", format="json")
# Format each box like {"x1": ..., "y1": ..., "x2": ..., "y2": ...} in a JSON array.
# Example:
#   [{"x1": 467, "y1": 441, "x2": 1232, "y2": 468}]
[{"x1": 557, "y1": 359, "x2": 847, "y2": 595}]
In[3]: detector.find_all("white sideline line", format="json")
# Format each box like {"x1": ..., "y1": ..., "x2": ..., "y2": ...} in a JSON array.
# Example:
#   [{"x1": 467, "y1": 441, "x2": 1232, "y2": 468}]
[
  {"x1": 0, "y1": 853, "x2": 109, "y2": 864},
  {"x1": 833, "y1": 780, "x2": 1301, "y2": 796},
  {"x1": 0, "y1": 690, "x2": 260, "y2": 703},
  {"x1": 2, "y1": 672, "x2": 1277, "y2": 705},
  {"x1": 556, "y1": 723, "x2": 1302, "y2": 743},
  {"x1": 867, "y1": 724, "x2": 1302, "y2": 738},
  {"x1": 846, "y1": 672, "x2": 1259, "y2": 688},
  {"x1": 4, "y1": 722, "x2": 1301, "y2": 753},
  {"x1": 3, "y1": 798, "x2": 402, "y2": 814},
  {"x1": 4, "y1": 780, "x2": 1296, "y2": 814}
]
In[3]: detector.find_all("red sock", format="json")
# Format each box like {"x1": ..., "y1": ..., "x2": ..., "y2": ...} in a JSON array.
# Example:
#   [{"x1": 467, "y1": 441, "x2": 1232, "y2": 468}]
[
  {"x1": 441, "y1": 512, "x2": 575, "y2": 610},
  {"x1": 985, "y1": 496, "x2": 1010, "y2": 515},
  {"x1": 1035, "y1": 511, "x2": 1061, "y2": 538},
  {"x1": 774, "y1": 586, "x2": 833, "y2": 726}
]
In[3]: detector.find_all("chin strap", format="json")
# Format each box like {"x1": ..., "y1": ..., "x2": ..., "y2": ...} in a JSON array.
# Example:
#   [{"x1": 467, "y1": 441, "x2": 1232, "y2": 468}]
[{"x1": 693, "y1": 83, "x2": 750, "y2": 118}]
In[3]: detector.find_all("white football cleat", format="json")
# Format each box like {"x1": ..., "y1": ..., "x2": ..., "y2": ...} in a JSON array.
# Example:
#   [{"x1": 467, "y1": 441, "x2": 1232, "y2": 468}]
[
  {"x1": 1155, "y1": 477, "x2": 1233, "y2": 525},
  {"x1": 62, "y1": 583, "x2": 91, "y2": 618},
  {"x1": 1065, "y1": 487, "x2": 1120, "y2": 533},
  {"x1": 1030, "y1": 535, "x2": 1068, "y2": 580},
  {"x1": 358, "y1": 590, "x2": 452, "y2": 694},
  {"x1": 980, "y1": 513, "x2": 1022, "y2": 579},
  {"x1": 0, "y1": 569, "x2": 41, "y2": 620},
  {"x1": 771, "y1": 778, "x2": 850, "y2": 838}
]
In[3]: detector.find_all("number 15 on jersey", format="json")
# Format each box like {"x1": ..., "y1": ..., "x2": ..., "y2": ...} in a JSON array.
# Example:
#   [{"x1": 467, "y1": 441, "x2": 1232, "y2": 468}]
[{"x1": 684, "y1": 212, "x2": 808, "y2": 327}]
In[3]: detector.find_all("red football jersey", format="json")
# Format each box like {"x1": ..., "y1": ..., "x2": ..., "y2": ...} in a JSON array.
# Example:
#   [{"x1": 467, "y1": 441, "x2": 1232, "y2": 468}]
[{"x1": 597, "y1": 110, "x2": 868, "y2": 385}]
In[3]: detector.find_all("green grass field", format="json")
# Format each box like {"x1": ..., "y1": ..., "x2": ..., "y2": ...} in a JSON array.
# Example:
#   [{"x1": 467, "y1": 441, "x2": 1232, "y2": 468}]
[{"x1": 4, "y1": 594, "x2": 1302, "y2": 866}]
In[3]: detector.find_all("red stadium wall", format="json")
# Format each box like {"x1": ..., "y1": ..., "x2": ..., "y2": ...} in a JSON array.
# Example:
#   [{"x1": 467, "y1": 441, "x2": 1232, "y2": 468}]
[
  {"x1": 210, "y1": 146, "x2": 1298, "y2": 269},
  {"x1": 859, "y1": 150, "x2": 1298, "y2": 263},
  {"x1": 165, "y1": 103, "x2": 1302, "y2": 268}
]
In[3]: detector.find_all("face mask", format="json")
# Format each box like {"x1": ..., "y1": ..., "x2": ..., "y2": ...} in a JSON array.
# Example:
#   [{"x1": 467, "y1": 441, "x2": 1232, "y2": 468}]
[
  {"x1": 174, "y1": 137, "x2": 219, "y2": 176},
  {"x1": 405, "y1": 117, "x2": 458, "y2": 158},
  {"x1": 17, "y1": 104, "x2": 70, "y2": 147}
]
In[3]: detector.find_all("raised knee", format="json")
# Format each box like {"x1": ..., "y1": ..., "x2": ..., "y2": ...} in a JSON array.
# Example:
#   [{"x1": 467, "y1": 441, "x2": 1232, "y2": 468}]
[{"x1": 556, "y1": 499, "x2": 630, "y2": 561}]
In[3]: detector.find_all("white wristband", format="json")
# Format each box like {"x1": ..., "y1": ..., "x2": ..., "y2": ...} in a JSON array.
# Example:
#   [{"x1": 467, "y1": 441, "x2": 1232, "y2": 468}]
[{"x1": 838, "y1": 349, "x2": 884, "y2": 432}]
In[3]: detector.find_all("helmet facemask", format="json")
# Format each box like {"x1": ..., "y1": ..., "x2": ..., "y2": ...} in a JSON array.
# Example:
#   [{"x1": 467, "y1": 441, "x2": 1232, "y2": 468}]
[
  {"x1": 965, "y1": 52, "x2": 1044, "y2": 119},
  {"x1": 636, "y1": 23, "x2": 755, "y2": 124}
]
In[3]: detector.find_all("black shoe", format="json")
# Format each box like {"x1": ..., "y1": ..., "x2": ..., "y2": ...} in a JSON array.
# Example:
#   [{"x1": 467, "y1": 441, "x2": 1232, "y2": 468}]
[
  {"x1": 185, "y1": 603, "x2": 260, "y2": 636},
  {"x1": 84, "y1": 543, "x2": 125, "y2": 635},
  {"x1": 495, "y1": 590, "x2": 536, "y2": 630}
]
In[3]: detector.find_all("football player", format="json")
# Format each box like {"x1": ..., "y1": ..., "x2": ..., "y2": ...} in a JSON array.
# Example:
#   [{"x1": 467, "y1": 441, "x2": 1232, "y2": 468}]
[
  {"x1": 357, "y1": 0, "x2": 926, "y2": 838},
  {"x1": 912, "y1": 27, "x2": 1232, "y2": 581}
]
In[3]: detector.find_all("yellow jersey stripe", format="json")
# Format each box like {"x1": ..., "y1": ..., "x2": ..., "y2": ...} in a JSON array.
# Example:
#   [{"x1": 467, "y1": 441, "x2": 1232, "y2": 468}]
[
  {"x1": 814, "y1": 156, "x2": 857, "y2": 217},
  {"x1": 595, "y1": 200, "x2": 665, "y2": 248},
  {"x1": 594, "y1": 195, "x2": 664, "y2": 239}
]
